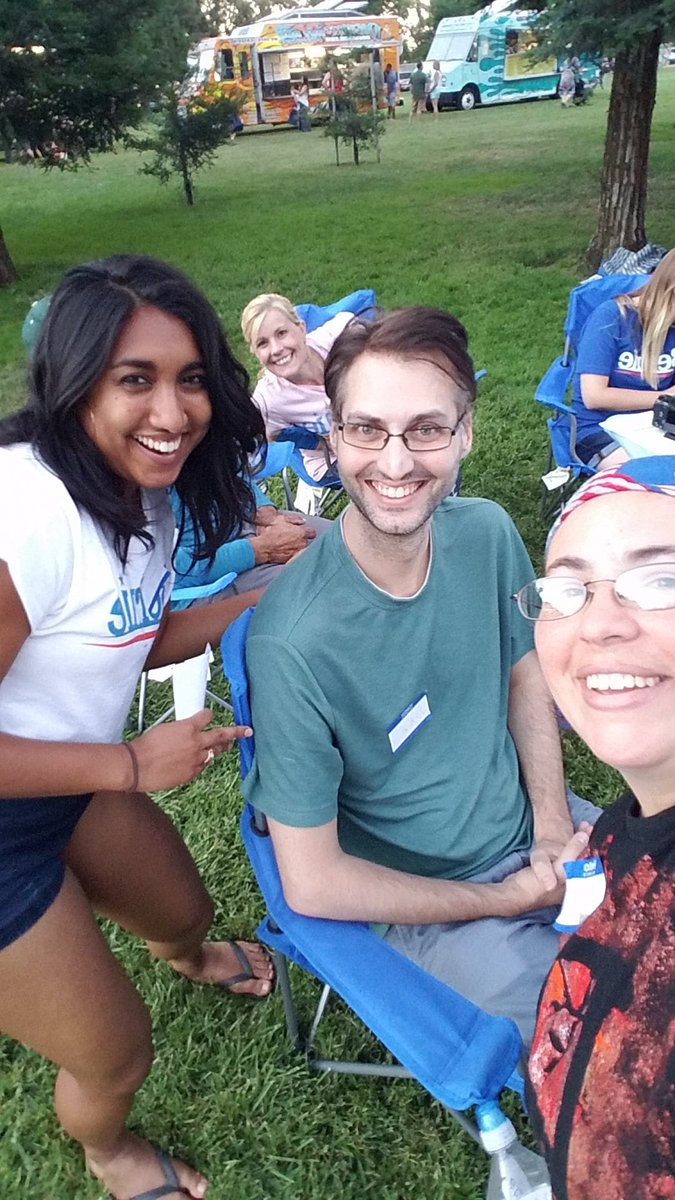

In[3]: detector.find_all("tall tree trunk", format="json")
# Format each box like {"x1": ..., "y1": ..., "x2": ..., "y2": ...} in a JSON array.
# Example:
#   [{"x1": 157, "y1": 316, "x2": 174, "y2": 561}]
[
  {"x1": 0, "y1": 226, "x2": 18, "y2": 287},
  {"x1": 586, "y1": 29, "x2": 661, "y2": 270},
  {"x1": 178, "y1": 140, "x2": 194, "y2": 206}
]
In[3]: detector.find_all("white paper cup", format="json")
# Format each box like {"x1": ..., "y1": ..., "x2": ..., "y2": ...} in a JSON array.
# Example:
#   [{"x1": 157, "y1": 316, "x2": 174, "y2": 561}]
[{"x1": 172, "y1": 648, "x2": 210, "y2": 719}]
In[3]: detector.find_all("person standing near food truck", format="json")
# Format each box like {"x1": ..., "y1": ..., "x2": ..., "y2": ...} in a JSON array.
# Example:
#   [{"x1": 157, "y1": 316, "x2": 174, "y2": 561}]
[
  {"x1": 292, "y1": 77, "x2": 311, "y2": 132},
  {"x1": 384, "y1": 62, "x2": 399, "y2": 118},
  {"x1": 409, "y1": 61, "x2": 428, "y2": 124}
]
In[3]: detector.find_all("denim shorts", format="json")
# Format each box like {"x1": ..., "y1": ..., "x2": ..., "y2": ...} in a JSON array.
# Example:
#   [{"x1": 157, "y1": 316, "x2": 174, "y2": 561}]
[
  {"x1": 0, "y1": 793, "x2": 92, "y2": 950},
  {"x1": 576, "y1": 429, "x2": 620, "y2": 468}
]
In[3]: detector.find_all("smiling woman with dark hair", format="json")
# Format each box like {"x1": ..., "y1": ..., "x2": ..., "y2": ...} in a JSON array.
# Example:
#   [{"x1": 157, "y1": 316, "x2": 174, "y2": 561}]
[
  {"x1": 519, "y1": 458, "x2": 675, "y2": 1199},
  {"x1": 6, "y1": 254, "x2": 265, "y2": 563},
  {"x1": 0, "y1": 254, "x2": 274, "y2": 1200}
]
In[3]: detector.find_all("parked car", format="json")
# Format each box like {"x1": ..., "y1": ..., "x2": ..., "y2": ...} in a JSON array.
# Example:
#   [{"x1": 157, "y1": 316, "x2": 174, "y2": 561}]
[{"x1": 398, "y1": 63, "x2": 415, "y2": 92}]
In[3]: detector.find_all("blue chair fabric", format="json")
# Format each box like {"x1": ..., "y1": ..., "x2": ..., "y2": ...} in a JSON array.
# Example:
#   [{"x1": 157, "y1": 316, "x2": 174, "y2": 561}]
[
  {"x1": 171, "y1": 571, "x2": 237, "y2": 608},
  {"x1": 296, "y1": 288, "x2": 377, "y2": 333},
  {"x1": 562, "y1": 273, "x2": 647, "y2": 354},
  {"x1": 221, "y1": 608, "x2": 525, "y2": 1115},
  {"x1": 248, "y1": 439, "x2": 295, "y2": 480},
  {"x1": 535, "y1": 274, "x2": 649, "y2": 505}
]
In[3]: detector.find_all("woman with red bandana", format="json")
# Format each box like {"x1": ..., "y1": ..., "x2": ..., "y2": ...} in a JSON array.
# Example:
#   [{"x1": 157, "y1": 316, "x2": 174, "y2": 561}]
[{"x1": 516, "y1": 457, "x2": 675, "y2": 1199}]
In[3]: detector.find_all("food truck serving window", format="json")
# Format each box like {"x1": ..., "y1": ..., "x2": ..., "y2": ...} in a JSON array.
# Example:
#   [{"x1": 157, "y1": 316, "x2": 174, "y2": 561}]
[
  {"x1": 217, "y1": 48, "x2": 235, "y2": 81},
  {"x1": 239, "y1": 51, "x2": 250, "y2": 80}
]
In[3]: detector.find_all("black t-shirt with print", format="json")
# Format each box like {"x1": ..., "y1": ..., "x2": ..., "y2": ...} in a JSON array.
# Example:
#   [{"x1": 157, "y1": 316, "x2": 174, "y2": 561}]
[{"x1": 527, "y1": 793, "x2": 675, "y2": 1200}]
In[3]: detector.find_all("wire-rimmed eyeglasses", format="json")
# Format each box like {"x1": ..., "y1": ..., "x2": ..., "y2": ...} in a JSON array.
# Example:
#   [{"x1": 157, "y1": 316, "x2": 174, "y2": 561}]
[
  {"x1": 513, "y1": 563, "x2": 675, "y2": 622},
  {"x1": 337, "y1": 419, "x2": 462, "y2": 452}
]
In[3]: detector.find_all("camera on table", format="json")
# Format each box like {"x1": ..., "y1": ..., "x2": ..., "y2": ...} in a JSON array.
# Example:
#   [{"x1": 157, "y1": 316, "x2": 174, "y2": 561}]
[{"x1": 653, "y1": 395, "x2": 675, "y2": 440}]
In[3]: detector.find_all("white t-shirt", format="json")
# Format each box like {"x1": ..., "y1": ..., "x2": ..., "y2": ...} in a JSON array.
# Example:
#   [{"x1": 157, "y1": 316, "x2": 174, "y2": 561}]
[
  {"x1": 252, "y1": 310, "x2": 353, "y2": 481},
  {"x1": 0, "y1": 444, "x2": 175, "y2": 744}
]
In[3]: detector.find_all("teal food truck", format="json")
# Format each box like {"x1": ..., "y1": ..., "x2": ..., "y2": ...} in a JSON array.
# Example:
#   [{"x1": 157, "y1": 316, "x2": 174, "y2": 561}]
[{"x1": 424, "y1": 4, "x2": 597, "y2": 111}]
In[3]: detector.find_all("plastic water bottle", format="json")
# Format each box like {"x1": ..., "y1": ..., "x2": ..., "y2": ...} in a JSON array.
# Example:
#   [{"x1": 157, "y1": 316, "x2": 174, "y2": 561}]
[{"x1": 476, "y1": 1102, "x2": 552, "y2": 1200}]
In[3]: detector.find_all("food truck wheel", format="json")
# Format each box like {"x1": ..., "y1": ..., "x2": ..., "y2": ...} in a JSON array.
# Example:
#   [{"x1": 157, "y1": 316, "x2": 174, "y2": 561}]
[{"x1": 458, "y1": 86, "x2": 479, "y2": 111}]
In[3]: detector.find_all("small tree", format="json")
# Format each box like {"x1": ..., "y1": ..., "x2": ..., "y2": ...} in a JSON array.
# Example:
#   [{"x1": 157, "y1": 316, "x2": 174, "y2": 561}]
[
  {"x1": 130, "y1": 85, "x2": 243, "y2": 205},
  {"x1": 0, "y1": 0, "x2": 203, "y2": 284},
  {"x1": 323, "y1": 67, "x2": 385, "y2": 166}
]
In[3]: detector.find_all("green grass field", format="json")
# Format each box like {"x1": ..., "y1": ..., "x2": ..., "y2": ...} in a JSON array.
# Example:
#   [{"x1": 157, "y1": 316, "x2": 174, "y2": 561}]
[{"x1": 1, "y1": 75, "x2": 674, "y2": 1199}]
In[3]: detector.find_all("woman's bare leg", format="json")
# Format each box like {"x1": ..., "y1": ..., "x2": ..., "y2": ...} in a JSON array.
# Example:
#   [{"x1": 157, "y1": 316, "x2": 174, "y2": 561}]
[
  {"x1": 597, "y1": 445, "x2": 630, "y2": 470},
  {"x1": 64, "y1": 789, "x2": 274, "y2": 995},
  {"x1": 0, "y1": 870, "x2": 207, "y2": 1199}
]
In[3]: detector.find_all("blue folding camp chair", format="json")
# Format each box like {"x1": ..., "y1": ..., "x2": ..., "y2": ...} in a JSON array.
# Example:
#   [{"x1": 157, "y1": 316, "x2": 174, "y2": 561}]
[
  {"x1": 535, "y1": 273, "x2": 648, "y2": 520},
  {"x1": 220, "y1": 609, "x2": 547, "y2": 1179}
]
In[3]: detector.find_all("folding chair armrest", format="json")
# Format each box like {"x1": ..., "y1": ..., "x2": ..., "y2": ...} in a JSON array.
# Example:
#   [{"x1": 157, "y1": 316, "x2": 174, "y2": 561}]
[
  {"x1": 172, "y1": 570, "x2": 237, "y2": 605},
  {"x1": 295, "y1": 289, "x2": 377, "y2": 332},
  {"x1": 249, "y1": 440, "x2": 296, "y2": 479},
  {"x1": 534, "y1": 356, "x2": 576, "y2": 411}
]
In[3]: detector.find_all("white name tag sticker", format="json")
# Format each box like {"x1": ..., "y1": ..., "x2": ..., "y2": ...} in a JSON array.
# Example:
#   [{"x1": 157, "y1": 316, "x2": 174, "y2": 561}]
[{"x1": 388, "y1": 694, "x2": 431, "y2": 753}]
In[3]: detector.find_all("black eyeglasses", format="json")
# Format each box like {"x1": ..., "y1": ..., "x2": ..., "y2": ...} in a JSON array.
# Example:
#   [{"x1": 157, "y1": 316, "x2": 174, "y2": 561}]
[
  {"x1": 513, "y1": 563, "x2": 675, "y2": 622},
  {"x1": 337, "y1": 420, "x2": 461, "y2": 452}
]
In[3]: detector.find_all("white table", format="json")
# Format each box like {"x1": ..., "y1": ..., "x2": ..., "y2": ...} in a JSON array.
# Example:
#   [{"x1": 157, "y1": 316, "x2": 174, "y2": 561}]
[{"x1": 600, "y1": 411, "x2": 675, "y2": 457}]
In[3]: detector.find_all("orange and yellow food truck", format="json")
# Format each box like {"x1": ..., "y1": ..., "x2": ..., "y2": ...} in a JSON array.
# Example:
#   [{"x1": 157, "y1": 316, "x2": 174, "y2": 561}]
[{"x1": 186, "y1": 3, "x2": 402, "y2": 127}]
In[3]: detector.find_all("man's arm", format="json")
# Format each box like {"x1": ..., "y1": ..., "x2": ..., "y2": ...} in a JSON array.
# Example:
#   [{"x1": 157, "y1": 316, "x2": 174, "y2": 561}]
[
  {"x1": 268, "y1": 814, "x2": 588, "y2": 925},
  {"x1": 508, "y1": 649, "x2": 573, "y2": 890}
]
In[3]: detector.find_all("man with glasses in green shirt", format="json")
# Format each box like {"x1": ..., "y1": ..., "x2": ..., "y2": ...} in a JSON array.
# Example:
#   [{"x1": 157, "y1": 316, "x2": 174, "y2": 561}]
[{"x1": 244, "y1": 307, "x2": 598, "y2": 1045}]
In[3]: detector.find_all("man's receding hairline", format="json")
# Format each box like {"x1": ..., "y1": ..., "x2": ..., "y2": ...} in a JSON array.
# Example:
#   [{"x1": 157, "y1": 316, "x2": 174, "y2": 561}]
[{"x1": 339, "y1": 346, "x2": 472, "y2": 397}]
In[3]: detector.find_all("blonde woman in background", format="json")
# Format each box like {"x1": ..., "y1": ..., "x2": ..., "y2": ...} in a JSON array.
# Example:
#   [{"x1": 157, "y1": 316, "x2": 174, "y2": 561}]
[
  {"x1": 572, "y1": 248, "x2": 675, "y2": 467},
  {"x1": 427, "y1": 61, "x2": 442, "y2": 116},
  {"x1": 242, "y1": 293, "x2": 354, "y2": 486}
]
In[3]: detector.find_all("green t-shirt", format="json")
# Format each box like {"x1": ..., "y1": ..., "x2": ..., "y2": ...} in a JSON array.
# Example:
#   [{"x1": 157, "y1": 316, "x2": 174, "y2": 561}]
[
  {"x1": 244, "y1": 497, "x2": 535, "y2": 881},
  {"x1": 410, "y1": 69, "x2": 428, "y2": 100}
]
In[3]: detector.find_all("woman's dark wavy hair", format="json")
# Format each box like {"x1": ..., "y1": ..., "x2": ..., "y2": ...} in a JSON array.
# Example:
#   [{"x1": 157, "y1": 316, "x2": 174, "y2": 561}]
[{"x1": 0, "y1": 254, "x2": 266, "y2": 564}]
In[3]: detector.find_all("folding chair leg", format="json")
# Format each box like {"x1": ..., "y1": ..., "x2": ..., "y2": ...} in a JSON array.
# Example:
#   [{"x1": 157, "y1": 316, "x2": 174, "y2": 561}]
[
  {"x1": 307, "y1": 983, "x2": 331, "y2": 1053},
  {"x1": 316, "y1": 489, "x2": 346, "y2": 519},
  {"x1": 281, "y1": 467, "x2": 297, "y2": 512},
  {"x1": 205, "y1": 687, "x2": 233, "y2": 715},
  {"x1": 137, "y1": 670, "x2": 149, "y2": 734},
  {"x1": 306, "y1": 1058, "x2": 482, "y2": 1144},
  {"x1": 271, "y1": 948, "x2": 306, "y2": 1054}
]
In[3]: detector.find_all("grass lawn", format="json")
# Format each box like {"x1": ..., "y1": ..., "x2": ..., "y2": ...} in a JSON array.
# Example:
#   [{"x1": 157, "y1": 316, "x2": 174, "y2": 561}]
[{"x1": 1, "y1": 73, "x2": 674, "y2": 1199}]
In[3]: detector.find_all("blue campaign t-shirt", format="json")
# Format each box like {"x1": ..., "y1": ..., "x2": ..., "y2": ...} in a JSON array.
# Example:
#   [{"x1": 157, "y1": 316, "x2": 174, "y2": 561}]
[{"x1": 572, "y1": 299, "x2": 675, "y2": 444}]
